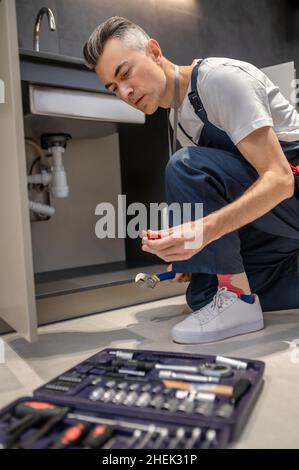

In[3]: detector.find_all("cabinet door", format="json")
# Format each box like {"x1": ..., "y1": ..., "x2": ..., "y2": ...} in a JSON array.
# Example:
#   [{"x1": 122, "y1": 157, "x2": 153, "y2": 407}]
[{"x1": 0, "y1": 0, "x2": 37, "y2": 342}]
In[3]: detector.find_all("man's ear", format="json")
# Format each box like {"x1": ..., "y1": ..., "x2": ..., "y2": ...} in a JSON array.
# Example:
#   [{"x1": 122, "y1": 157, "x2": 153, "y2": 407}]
[{"x1": 147, "y1": 38, "x2": 162, "y2": 63}]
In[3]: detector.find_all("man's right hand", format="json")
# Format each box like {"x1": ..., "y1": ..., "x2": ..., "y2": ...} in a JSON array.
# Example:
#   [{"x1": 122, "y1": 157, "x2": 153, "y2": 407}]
[{"x1": 167, "y1": 264, "x2": 192, "y2": 283}]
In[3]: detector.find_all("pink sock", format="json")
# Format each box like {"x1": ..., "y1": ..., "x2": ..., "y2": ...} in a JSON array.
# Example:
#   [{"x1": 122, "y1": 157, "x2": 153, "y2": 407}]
[{"x1": 217, "y1": 274, "x2": 245, "y2": 297}]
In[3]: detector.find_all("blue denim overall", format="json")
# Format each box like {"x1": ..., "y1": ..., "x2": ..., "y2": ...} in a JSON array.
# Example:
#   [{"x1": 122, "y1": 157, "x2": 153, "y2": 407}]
[{"x1": 166, "y1": 60, "x2": 299, "y2": 312}]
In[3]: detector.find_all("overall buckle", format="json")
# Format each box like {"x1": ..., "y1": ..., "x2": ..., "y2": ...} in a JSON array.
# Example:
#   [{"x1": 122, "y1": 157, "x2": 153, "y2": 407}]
[{"x1": 188, "y1": 90, "x2": 203, "y2": 114}]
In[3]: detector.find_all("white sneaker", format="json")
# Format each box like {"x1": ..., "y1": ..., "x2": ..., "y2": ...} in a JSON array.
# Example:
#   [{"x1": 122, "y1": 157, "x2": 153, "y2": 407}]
[{"x1": 172, "y1": 287, "x2": 264, "y2": 344}]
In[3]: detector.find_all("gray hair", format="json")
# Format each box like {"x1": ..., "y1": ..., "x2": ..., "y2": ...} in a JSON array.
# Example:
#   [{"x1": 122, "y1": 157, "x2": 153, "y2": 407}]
[{"x1": 83, "y1": 16, "x2": 150, "y2": 70}]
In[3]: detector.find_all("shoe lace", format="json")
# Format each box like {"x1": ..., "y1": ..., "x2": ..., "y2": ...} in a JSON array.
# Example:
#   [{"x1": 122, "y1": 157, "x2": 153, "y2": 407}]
[
  {"x1": 192, "y1": 286, "x2": 236, "y2": 324},
  {"x1": 211, "y1": 286, "x2": 233, "y2": 310}
]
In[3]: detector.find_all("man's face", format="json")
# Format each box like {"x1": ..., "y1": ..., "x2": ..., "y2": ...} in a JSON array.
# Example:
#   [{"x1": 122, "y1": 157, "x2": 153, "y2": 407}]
[{"x1": 95, "y1": 38, "x2": 167, "y2": 114}]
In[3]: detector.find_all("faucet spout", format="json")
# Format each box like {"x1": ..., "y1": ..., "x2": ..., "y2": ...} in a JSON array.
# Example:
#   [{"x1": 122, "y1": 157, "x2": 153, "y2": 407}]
[{"x1": 33, "y1": 7, "x2": 56, "y2": 52}]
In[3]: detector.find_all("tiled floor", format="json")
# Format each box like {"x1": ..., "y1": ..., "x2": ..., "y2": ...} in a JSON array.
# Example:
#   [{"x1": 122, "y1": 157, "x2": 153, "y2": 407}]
[{"x1": 1, "y1": 294, "x2": 299, "y2": 448}]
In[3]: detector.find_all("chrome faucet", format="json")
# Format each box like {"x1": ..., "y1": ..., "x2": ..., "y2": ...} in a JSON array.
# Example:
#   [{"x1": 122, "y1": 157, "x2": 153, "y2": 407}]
[{"x1": 33, "y1": 7, "x2": 56, "y2": 52}]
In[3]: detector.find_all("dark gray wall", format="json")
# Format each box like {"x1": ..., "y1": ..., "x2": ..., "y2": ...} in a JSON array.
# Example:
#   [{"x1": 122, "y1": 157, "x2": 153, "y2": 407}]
[{"x1": 16, "y1": 0, "x2": 299, "y2": 71}]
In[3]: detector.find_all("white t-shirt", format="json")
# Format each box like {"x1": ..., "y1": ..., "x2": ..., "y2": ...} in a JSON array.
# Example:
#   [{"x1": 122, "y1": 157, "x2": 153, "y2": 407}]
[{"x1": 169, "y1": 57, "x2": 299, "y2": 147}]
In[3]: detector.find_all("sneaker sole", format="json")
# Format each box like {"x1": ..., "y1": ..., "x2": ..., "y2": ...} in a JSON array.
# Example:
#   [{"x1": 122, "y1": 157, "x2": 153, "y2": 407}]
[{"x1": 172, "y1": 319, "x2": 264, "y2": 344}]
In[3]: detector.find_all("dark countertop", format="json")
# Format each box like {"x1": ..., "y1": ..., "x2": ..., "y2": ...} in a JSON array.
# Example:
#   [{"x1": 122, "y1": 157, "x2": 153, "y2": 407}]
[
  {"x1": 19, "y1": 48, "x2": 106, "y2": 93},
  {"x1": 19, "y1": 48, "x2": 85, "y2": 68}
]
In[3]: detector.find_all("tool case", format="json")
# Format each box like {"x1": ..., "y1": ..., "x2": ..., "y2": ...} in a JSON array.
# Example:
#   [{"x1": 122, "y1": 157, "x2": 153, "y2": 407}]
[{"x1": 0, "y1": 348, "x2": 265, "y2": 449}]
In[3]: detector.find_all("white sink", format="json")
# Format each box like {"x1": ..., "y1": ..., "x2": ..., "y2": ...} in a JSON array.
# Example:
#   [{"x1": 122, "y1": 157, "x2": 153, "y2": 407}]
[{"x1": 29, "y1": 84, "x2": 145, "y2": 124}]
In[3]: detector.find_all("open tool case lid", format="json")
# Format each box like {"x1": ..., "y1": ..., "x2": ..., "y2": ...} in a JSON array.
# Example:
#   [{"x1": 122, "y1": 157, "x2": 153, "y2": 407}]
[{"x1": 31, "y1": 348, "x2": 265, "y2": 447}]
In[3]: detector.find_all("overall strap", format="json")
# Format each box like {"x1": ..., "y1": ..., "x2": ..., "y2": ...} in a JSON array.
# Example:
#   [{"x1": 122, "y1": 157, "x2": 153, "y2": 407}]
[{"x1": 188, "y1": 59, "x2": 209, "y2": 125}]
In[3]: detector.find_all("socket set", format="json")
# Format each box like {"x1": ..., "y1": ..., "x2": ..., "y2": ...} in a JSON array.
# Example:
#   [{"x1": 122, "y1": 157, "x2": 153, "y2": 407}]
[
  {"x1": 0, "y1": 348, "x2": 265, "y2": 448},
  {"x1": 0, "y1": 397, "x2": 227, "y2": 449}
]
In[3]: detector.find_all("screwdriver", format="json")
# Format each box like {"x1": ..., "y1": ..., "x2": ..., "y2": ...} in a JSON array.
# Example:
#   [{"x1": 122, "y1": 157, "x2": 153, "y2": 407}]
[
  {"x1": 0, "y1": 413, "x2": 11, "y2": 424},
  {"x1": 15, "y1": 401, "x2": 70, "y2": 419},
  {"x1": 162, "y1": 380, "x2": 234, "y2": 397},
  {"x1": 5, "y1": 401, "x2": 71, "y2": 449},
  {"x1": 18, "y1": 408, "x2": 70, "y2": 448},
  {"x1": 6, "y1": 414, "x2": 36, "y2": 435},
  {"x1": 0, "y1": 414, "x2": 42, "y2": 449},
  {"x1": 1, "y1": 401, "x2": 64, "y2": 449},
  {"x1": 51, "y1": 422, "x2": 89, "y2": 449},
  {"x1": 83, "y1": 424, "x2": 115, "y2": 449}
]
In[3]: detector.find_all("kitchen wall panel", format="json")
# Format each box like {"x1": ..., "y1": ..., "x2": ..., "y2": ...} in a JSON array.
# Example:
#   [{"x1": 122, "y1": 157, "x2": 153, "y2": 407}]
[{"x1": 16, "y1": 0, "x2": 298, "y2": 70}]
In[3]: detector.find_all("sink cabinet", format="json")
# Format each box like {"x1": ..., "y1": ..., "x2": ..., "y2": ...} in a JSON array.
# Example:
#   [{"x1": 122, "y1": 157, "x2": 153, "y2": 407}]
[{"x1": 0, "y1": 0, "x2": 37, "y2": 341}]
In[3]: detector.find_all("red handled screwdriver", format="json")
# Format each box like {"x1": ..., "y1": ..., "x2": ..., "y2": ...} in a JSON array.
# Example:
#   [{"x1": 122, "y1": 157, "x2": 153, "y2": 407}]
[
  {"x1": 15, "y1": 401, "x2": 70, "y2": 418},
  {"x1": 1, "y1": 401, "x2": 67, "y2": 449},
  {"x1": 51, "y1": 422, "x2": 89, "y2": 449},
  {"x1": 83, "y1": 424, "x2": 115, "y2": 449},
  {"x1": 19, "y1": 413, "x2": 69, "y2": 449},
  {"x1": 2, "y1": 401, "x2": 71, "y2": 449},
  {"x1": 0, "y1": 414, "x2": 41, "y2": 449}
]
